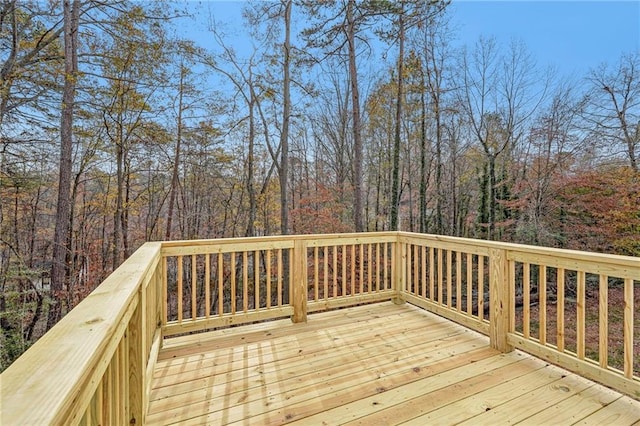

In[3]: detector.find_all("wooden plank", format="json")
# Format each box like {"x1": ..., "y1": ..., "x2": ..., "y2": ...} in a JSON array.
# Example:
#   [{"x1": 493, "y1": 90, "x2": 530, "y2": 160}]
[
  {"x1": 557, "y1": 267, "x2": 565, "y2": 352},
  {"x1": 217, "y1": 253, "x2": 223, "y2": 315},
  {"x1": 127, "y1": 291, "x2": 144, "y2": 426},
  {"x1": 478, "y1": 256, "x2": 484, "y2": 320},
  {"x1": 162, "y1": 255, "x2": 168, "y2": 325},
  {"x1": 437, "y1": 248, "x2": 443, "y2": 305},
  {"x1": 507, "y1": 333, "x2": 640, "y2": 399},
  {"x1": 489, "y1": 248, "x2": 512, "y2": 352},
  {"x1": 242, "y1": 251, "x2": 248, "y2": 313},
  {"x1": 314, "y1": 246, "x2": 319, "y2": 301},
  {"x1": 296, "y1": 352, "x2": 532, "y2": 426},
  {"x1": 162, "y1": 345, "x2": 498, "y2": 425},
  {"x1": 577, "y1": 270, "x2": 586, "y2": 359},
  {"x1": 516, "y1": 383, "x2": 620, "y2": 425},
  {"x1": 539, "y1": 264, "x2": 547, "y2": 345},
  {"x1": 292, "y1": 240, "x2": 308, "y2": 323},
  {"x1": 342, "y1": 244, "x2": 347, "y2": 296},
  {"x1": 324, "y1": 245, "x2": 329, "y2": 299},
  {"x1": 177, "y1": 255, "x2": 183, "y2": 323},
  {"x1": 161, "y1": 239, "x2": 294, "y2": 257},
  {"x1": 523, "y1": 262, "x2": 530, "y2": 339},
  {"x1": 378, "y1": 357, "x2": 560, "y2": 426},
  {"x1": 163, "y1": 306, "x2": 294, "y2": 337},
  {"x1": 398, "y1": 234, "x2": 492, "y2": 257},
  {"x1": 421, "y1": 246, "x2": 427, "y2": 298},
  {"x1": 151, "y1": 316, "x2": 467, "y2": 405},
  {"x1": 466, "y1": 253, "x2": 472, "y2": 313},
  {"x1": 429, "y1": 247, "x2": 435, "y2": 300},
  {"x1": 307, "y1": 291, "x2": 395, "y2": 313},
  {"x1": 277, "y1": 249, "x2": 282, "y2": 306},
  {"x1": 191, "y1": 254, "x2": 197, "y2": 320},
  {"x1": 507, "y1": 249, "x2": 640, "y2": 281},
  {"x1": 359, "y1": 243, "x2": 364, "y2": 293},
  {"x1": 447, "y1": 249, "x2": 452, "y2": 307},
  {"x1": 456, "y1": 251, "x2": 462, "y2": 311},
  {"x1": 455, "y1": 372, "x2": 594, "y2": 425},
  {"x1": 575, "y1": 395, "x2": 640, "y2": 425},
  {"x1": 205, "y1": 254, "x2": 210, "y2": 318},
  {"x1": 159, "y1": 303, "x2": 416, "y2": 357},
  {"x1": 623, "y1": 277, "x2": 633, "y2": 379},
  {"x1": 599, "y1": 274, "x2": 608, "y2": 368},
  {"x1": 383, "y1": 242, "x2": 388, "y2": 291},
  {"x1": 351, "y1": 244, "x2": 356, "y2": 296},
  {"x1": 266, "y1": 250, "x2": 271, "y2": 309},
  {"x1": 368, "y1": 244, "x2": 373, "y2": 293},
  {"x1": 333, "y1": 246, "x2": 338, "y2": 297},
  {"x1": 255, "y1": 250, "x2": 260, "y2": 309},
  {"x1": 404, "y1": 293, "x2": 489, "y2": 336},
  {"x1": 156, "y1": 311, "x2": 441, "y2": 378},
  {"x1": 304, "y1": 232, "x2": 397, "y2": 248},
  {"x1": 230, "y1": 252, "x2": 236, "y2": 314}
]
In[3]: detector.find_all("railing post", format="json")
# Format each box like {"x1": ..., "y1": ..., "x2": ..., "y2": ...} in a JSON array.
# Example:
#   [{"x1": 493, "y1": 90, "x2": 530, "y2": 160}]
[
  {"x1": 291, "y1": 239, "x2": 308, "y2": 323},
  {"x1": 127, "y1": 288, "x2": 145, "y2": 425},
  {"x1": 489, "y1": 248, "x2": 513, "y2": 352},
  {"x1": 392, "y1": 238, "x2": 406, "y2": 304}
]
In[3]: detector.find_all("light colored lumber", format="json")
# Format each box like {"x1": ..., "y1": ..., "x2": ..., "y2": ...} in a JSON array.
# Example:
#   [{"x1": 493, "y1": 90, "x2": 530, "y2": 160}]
[
  {"x1": 523, "y1": 262, "x2": 530, "y2": 338},
  {"x1": 149, "y1": 323, "x2": 476, "y2": 414},
  {"x1": 489, "y1": 248, "x2": 512, "y2": 352},
  {"x1": 517, "y1": 383, "x2": 621, "y2": 425},
  {"x1": 404, "y1": 293, "x2": 489, "y2": 336},
  {"x1": 399, "y1": 356, "x2": 565, "y2": 426},
  {"x1": 302, "y1": 353, "x2": 537, "y2": 426},
  {"x1": 577, "y1": 270, "x2": 586, "y2": 358},
  {"x1": 624, "y1": 277, "x2": 634, "y2": 378},
  {"x1": 539, "y1": 263, "x2": 547, "y2": 344},
  {"x1": 455, "y1": 372, "x2": 595, "y2": 425},
  {"x1": 507, "y1": 333, "x2": 640, "y2": 399},
  {"x1": 599, "y1": 274, "x2": 608, "y2": 368},
  {"x1": 171, "y1": 346, "x2": 497, "y2": 426},
  {"x1": 162, "y1": 306, "x2": 294, "y2": 337},
  {"x1": 573, "y1": 395, "x2": 640, "y2": 425},
  {"x1": 557, "y1": 267, "x2": 565, "y2": 351},
  {"x1": 0, "y1": 242, "x2": 161, "y2": 425}
]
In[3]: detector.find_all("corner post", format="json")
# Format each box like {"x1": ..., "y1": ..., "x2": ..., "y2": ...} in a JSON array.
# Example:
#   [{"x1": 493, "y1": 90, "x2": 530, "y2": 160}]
[
  {"x1": 393, "y1": 235, "x2": 406, "y2": 304},
  {"x1": 489, "y1": 248, "x2": 513, "y2": 352},
  {"x1": 291, "y1": 239, "x2": 308, "y2": 323}
]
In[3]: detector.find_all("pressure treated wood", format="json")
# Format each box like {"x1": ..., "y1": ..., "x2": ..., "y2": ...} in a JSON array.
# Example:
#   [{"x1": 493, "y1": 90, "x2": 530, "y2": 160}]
[{"x1": 147, "y1": 302, "x2": 640, "y2": 425}]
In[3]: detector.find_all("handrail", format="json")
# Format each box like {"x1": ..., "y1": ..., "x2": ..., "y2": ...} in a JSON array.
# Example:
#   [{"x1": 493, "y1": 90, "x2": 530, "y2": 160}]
[
  {"x1": 1, "y1": 242, "x2": 163, "y2": 425},
  {"x1": 1, "y1": 232, "x2": 638, "y2": 425}
]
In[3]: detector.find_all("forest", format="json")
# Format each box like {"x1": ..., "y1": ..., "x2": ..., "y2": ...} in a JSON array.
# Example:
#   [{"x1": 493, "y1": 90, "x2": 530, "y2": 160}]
[{"x1": 0, "y1": 0, "x2": 638, "y2": 370}]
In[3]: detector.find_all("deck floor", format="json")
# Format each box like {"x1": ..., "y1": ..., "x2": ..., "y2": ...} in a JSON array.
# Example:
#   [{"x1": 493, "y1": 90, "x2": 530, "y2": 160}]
[{"x1": 148, "y1": 302, "x2": 640, "y2": 425}]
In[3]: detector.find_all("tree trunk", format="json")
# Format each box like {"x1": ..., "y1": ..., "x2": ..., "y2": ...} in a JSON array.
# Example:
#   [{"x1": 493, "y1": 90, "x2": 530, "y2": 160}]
[
  {"x1": 279, "y1": 0, "x2": 291, "y2": 235},
  {"x1": 390, "y1": 10, "x2": 405, "y2": 231},
  {"x1": 346, "y1": 0, "x2": 363, "y2": 232},
  {"x1": 48, "y1": 0, "x2": 78, "y2": 329},
  {"x1": 166, "y1": 64, "x2": 186, "y2": 240}
]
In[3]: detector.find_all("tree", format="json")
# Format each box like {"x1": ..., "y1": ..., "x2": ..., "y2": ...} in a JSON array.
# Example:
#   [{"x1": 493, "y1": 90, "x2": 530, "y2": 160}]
[
  {"x1": 584, "y1": 52, "x2": 640, "y2": 171},
  {"x1": 48, "y1": 0, "x2": 79, "y2": 328},
  {"x1": 459, "y1": 37, "x2": 546, "y2": 239}
]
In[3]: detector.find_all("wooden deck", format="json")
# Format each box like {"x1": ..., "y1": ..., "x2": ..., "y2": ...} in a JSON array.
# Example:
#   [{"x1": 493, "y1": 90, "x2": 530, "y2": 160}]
[{"x1": 148, "y1": 302, "x2": 640, "y2": 425}]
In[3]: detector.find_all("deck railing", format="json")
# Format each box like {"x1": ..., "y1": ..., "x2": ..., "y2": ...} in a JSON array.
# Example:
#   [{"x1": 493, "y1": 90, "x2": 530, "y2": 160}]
[{"x1": 2, "y1": 232, "x2": 639, "y2": 424}]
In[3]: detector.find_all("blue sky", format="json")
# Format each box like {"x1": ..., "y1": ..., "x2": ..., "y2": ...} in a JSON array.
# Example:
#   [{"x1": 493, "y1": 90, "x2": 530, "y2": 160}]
[
  {"x1": 451, "y1": 1, "x2": 640, "y2": 76},
  {"x1": 183, "y1": 0, "x2": 639, "y2": 78}
]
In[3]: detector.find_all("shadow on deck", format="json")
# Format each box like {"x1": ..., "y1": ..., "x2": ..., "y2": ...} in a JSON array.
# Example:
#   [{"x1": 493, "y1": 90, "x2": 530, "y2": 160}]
[{"x1": 148, "y1": 302, "x2": 640, "y2": 425}]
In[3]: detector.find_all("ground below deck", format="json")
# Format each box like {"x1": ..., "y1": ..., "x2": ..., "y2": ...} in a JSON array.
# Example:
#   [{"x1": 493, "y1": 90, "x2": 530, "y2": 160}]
[{"x1": 147, "y1": 302, "x2": 640, "y2": 425}]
